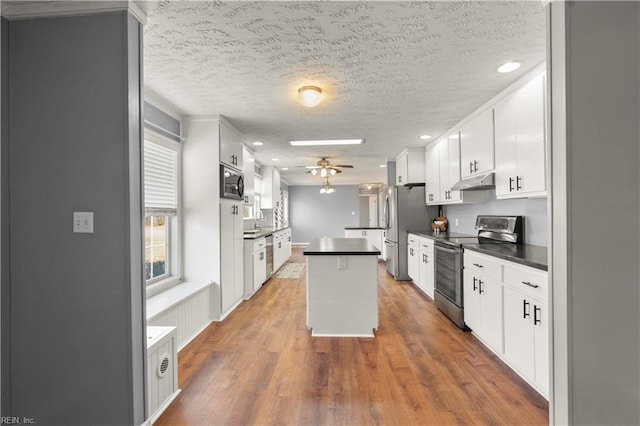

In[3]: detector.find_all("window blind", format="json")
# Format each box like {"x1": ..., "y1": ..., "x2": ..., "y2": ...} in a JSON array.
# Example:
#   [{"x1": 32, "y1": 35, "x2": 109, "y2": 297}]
[{"x1": 144, "y1": 140, "x2": 178, "y2": 215}]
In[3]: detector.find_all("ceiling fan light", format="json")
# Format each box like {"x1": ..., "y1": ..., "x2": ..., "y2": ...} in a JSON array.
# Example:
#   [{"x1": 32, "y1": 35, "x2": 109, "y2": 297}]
[
  {"x1": 320, "y1": 168, "x2": 327, "y2": 177},
  {"x1": 310, "y1": 169, "x2": 318, "y2": 176},
  {"x1": 319, "y1": 187, "x2": 326, "y2": 194},
  {"x1": 297, "y1": 85, "x2": 322, "y2": 107},
  {"x1": 330, "y1": 168, "x2": 336, "y2": 175}
]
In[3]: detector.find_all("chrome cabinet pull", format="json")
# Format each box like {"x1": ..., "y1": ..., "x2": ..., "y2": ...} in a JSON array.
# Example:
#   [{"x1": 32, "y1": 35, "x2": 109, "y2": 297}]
[{"x1": 522, "y1": 281, "x2": 539, "y2": 288}]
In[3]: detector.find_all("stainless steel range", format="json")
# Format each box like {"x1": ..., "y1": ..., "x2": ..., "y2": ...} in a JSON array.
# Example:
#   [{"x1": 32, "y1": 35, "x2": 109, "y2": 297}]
[{"x1": 433, "y1": 215, "x2": 523, "y2": 329}]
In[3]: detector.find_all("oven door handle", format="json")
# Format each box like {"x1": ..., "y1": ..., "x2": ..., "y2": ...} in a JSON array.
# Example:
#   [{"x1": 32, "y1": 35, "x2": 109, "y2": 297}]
[{"x1": 435, "y1": 245, "x2": 461, "y2": 254}]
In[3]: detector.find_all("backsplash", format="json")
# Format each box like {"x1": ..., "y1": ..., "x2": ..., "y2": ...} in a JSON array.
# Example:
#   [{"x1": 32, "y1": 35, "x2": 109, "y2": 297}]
[{"x1": 443, "y1": 194, "x2": 548, "y2": 247}]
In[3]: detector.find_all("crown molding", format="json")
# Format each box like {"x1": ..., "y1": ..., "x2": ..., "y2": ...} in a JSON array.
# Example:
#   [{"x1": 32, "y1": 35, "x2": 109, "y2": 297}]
[{"x1": 1, "y1": 1, "x2": 147, "y2": 25}]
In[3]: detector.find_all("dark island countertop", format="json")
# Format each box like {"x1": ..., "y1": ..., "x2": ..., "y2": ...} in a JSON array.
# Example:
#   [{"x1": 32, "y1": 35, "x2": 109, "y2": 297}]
[
  {"x1": 304, "y1": 237, "x2": 381, "y2": 256},
  {"x1": 344, "y1": 226, "x2": 385, "y2": 230},
  {"x1": 243, "y1": 227, "x2": 290, "y2": 240},
  {"x1": 463, "y1": 243, "x2": 548, "y2": 271}
]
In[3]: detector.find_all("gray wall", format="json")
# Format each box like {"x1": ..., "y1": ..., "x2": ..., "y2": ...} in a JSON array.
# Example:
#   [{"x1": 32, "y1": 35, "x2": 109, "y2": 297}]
[
  {"x1": 289, "y1": 185, "x2": 359, "y2": 243},
  {"x1": 5, "y1": 12, "x2": 145, "y2": 424},
  {"x1": 444, "y1": 195, "x2": 547, "y2": 246},
  {"x1": 0, "y1": 16, "x2": 7, "y2": 415},
  {"x1": 551, "y1": 2, "x2": 639, "y2": 424}
]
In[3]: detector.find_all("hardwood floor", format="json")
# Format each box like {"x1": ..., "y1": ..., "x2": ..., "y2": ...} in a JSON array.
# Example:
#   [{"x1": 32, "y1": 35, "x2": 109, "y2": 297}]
[{"x1": 156, "y1": 247, "x2": 548, "y2": 425}]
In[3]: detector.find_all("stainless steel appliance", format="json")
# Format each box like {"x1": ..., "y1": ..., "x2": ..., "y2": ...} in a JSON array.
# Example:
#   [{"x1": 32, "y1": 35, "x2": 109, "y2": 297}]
[
  {"x1": 433, "y1": 215, "x2": 523, "y2": 329},
  {"x1": 220, "y1": 164, "x2": 244, "y2": 200},
  {"x1": 383, "y1": 186, "x2": 437, "y2": 280},
  {"x1": 265, "y1": 234, "x2": 274, "y2": 278}
]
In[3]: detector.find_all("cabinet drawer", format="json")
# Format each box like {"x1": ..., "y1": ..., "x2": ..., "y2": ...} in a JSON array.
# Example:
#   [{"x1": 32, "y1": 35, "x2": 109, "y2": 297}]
[
  {"x1": 407, "y1": 234, "x2": 419, "y2": 247},
  {"x1": 253, "y1": 238, "x2": 266, "y2": 251},
  {"x1": 503, "y1": 262, "x2": 548, "y2": 302},
  {"x1": 464, "y1": 250, "x2": 502, "y2": 281}
]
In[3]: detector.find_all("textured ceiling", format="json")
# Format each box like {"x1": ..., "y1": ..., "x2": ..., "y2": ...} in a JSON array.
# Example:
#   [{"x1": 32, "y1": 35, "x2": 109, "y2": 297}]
[{"x1": 142, "y1": 1, "x2": 546, "y2": 185}]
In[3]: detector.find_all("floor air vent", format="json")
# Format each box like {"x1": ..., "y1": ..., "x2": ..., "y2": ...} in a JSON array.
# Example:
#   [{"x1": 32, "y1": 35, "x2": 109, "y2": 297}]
[
  {"x1": 147, "y1": 326, "x2": 179, "y2": 423},
  {"x1": 158, "y1": 354, "x2": 170, "y2": 377}
]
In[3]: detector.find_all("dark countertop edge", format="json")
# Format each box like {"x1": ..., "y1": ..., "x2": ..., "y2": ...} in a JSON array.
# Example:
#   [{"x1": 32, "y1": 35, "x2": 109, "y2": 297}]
[
  {"x1": 344, "y1": 227, "x2": 385, "y2": 230},
  {"x1": 243, "y1": 227, "x2": 290, "y2": 240},
  {"x1": 463, "y1": 245, "x2": 548, "y2": 271},
  {"x1": 304, "y1": 237, "x2": 381, "y2": 256}
]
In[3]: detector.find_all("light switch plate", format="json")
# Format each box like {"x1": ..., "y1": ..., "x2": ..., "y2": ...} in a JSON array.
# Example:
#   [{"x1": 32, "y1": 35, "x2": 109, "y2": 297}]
[{"x1": 73, "y1": 212, "x2": 94, "y2": 233}]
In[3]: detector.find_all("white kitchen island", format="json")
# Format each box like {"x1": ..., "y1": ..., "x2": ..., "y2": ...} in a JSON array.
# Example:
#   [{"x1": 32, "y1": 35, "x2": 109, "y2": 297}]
[{"x1": 303, "y1": 237, "x2": 380, "y2": 337}]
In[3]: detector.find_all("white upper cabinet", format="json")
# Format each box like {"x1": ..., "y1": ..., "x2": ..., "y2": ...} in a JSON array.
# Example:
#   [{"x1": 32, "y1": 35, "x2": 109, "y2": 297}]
[
  {"x1": 424, "y1": 142, "x2": 441, "y2": 204},
  {"x1": 495, "y1": 73, "x2": 547, "y2": 199},
  {"x1": 219, "y1": 119, "x2": 243, "y2": 170},
  {"x1": 426, "y1": 134, "x2": 485, "y2": 206},
  {"x1": 261, "y1": 166, "x2": 281, "y2": 209},
  {"x1": 242, "y1": 146, "x2": 255, "y2": 206},
  {"x1": 460, "y1": 108, "x2": 495, "y2": 179},
  {"x1": 396, "y1": 148, "x2": 425, "y2": 186}
]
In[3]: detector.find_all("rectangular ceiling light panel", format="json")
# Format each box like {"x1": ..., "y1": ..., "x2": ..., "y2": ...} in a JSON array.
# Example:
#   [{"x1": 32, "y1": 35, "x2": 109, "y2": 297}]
[{"x1": 289, "y1": 139, "x2": 363, "y2": 146}]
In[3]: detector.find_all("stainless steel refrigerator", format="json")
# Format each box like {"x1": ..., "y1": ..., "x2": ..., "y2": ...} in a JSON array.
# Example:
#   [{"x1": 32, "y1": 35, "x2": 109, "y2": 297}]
[{"x1": 383, "y1": 186, "x2": 437, "y2": 280}]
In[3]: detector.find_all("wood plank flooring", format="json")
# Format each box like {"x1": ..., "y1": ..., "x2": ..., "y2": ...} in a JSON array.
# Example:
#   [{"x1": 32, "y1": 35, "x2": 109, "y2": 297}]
[{"x1": 156, "y1": 247, "x2": 548, "y2": 425}]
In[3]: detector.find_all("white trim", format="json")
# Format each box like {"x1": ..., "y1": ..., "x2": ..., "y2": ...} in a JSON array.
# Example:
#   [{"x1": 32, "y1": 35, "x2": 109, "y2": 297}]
[
  {"x1": 146, "y1": 389, "x2": 181, "y2": 425},
  {"x1": 1, "y1": 1, "x2": 147, "y2": 24},
  {"x1": 144, "y1": 88, "x2": 184, "y2": 122},
  {"x1": 146, "y1": 281, "x2": 213, "y2": 321}
]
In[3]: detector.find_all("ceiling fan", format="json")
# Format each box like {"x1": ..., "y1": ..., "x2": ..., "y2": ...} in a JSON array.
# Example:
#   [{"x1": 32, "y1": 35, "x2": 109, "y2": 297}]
[{"x1": 304, "y1": 158, "x2": 354, "y2": 177}]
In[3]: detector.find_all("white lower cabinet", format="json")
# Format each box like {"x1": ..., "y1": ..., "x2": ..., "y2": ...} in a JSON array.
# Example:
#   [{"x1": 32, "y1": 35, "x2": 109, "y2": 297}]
[
  {"x1": 345, "y1": 228, "x2": 383, "y2": 260},
  {"x1": 220, "y1": 198, "x2": 244, "y2": 314},
  {"x1": 244, "y1": 238, "x2": 267, "y2": 298},
  {"x1": 502, "y1": 262, "x2": 549, "y2": 397},
  {"x1": 464, "y1": 249, "x2": 548, "y2": 398},
  {"x1": 407, "y1": 234, "x2": 420, "y2": 282},
  {"x1": 418, "y1": 238, "x2": 435, "y2": 298},
  {"x1": 463, "y1": 266, "x2": 503, "y2": 353},
  {"x1": 273, "y1": 229, "x2": 291, "y2": 272}
]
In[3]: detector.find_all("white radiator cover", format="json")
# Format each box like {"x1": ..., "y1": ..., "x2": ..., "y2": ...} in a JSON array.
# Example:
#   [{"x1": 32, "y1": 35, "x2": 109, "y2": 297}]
[{"x1": 147, "y1": 326, "x2": 179, "y2": 423}]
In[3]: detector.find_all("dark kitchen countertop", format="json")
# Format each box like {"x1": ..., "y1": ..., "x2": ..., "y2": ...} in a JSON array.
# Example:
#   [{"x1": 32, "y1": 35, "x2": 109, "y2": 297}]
[
  {"x1": 344, "y1": 226, "x2": 385, "y2": 230},
  {"x1": 407, "y1": 229, "x2": 547, "y2": 271},
  {"x1": 463, "y1": 243, "x2": 548, "y2": 271},
  {"x1": 243, "y1": 227, "x2": 290, "y2": 240},
  {"x1": 304, "y1": 237, "x2": 381, "y2": 256}
]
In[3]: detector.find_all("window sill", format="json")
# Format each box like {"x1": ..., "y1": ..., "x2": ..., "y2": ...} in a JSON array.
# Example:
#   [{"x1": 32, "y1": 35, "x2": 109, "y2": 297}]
[{"x1": 146, "y1": 280, "x2": 213, "y2": 321}]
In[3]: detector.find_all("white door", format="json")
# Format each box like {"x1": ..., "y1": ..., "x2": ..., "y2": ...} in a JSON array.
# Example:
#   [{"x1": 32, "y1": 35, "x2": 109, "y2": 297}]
[
  {"x1": 463, "y1": 269, "x2": 481, "y2": 331},
  {"x1": 253, "y1": 249, "x2": 266, "y2": 292},
  {"x1": 479, "y1": 276, "x2": 503, "y2": 353},
  {"x1": 494, "y1": 91, "x2": 519, "y2": 196},
  {"x1": 515, "y1": 74, "x2": 546, "y2": 195},
  {"x1": 533, "y1": 300, "x2": 549, "y2": 396},
  {"x1": 425, "y1": 143, "x2": 441, "y2": 204},
  {"x1": 446, "y1": 132, "x2": 462, "y2": 202},
  {"x1": 220, "y1": 199, "x2": 236, "y2": 313}
]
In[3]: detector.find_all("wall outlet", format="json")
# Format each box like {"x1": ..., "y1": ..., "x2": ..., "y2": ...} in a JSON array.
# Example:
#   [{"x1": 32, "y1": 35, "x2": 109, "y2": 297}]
[
  {"x1": 455, "y1": 218, "x2": 459, "y2": 227},
  {"x1": 73, "y1": 212, "x2": 94, "y2": 233},
  {"x1": 337, "y1": 256, "x2": 348, "y2": 270}
]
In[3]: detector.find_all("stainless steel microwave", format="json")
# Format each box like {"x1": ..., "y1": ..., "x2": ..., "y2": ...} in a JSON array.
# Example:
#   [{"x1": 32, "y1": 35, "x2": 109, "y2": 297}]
[{"x1": 220, "y1": 165, "x2": 244, "y2": 200}]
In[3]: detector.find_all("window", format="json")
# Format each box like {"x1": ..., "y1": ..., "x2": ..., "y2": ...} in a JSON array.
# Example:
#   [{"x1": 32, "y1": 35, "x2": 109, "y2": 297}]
[{"x1": 144, "y1": 132, "x2": 181, "y2": 289}]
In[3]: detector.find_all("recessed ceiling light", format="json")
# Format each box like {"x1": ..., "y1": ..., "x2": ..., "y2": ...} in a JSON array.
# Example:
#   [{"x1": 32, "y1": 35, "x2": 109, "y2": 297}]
[
  {"x1": 420, "y1": 135, "x2": 432, "y2": 140},
  {"x1": 289, "y1": 139, "x2": 363, "y2": 146},
  {"x1": 497, "y1": 61, "x2": 521, "y2": 73},
  {"x1": 379, "y1": 164, "x2": 387, "y2": 168},
  {"x1": 282, "y1": 167, "x2": 288, "y2": 170},
  {"x1": 272, "y1": 158, "x2": 279, "y2": 161},
  {"x1": 253, "y1": 141, "x2": 263, "y2": 146}
]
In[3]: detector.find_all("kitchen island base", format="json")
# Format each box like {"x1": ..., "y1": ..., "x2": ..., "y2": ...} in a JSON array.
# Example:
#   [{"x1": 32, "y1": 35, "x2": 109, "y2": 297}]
[{"x1": 304, "y1": 238, "x2": 380, "y2": 337}]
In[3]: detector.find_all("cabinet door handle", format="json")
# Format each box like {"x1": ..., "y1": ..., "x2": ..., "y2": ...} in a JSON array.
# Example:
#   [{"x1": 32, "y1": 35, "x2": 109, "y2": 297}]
[
  {"x1": 473, "y1": 160, "x2": 478, "y2": 173},
  {"x1": 399, "y1": 176, "x2": 403, "y2": 183},
  {"x1": 479, "y1": 279, "x2": 484, "y2": 294},
  {"x1": 469, "y1": 161, "x2": 474, "y2": 174},
  {"x1": 534, "y1": 305, "x2": 541, "y2": 325},
  {"x1": 278, "y1": 242, "x2": 281, "y2": 248},
  {"x1": 472, "y1": 276, "x2": 478, "y2": 292},
  {"x1": 259, "y1": 252, "x2": 264, "y2": 261},
  {"x1": 523, "y1": 299, "x2": 530, "y2": 318},
  {"x1": 522, "y1": 281, "x2": 539, "y2": 288},
  {"x1": 516, "y1": 175, "x2": 523, "y2": 191},
  {"x1": 509, "y1": 177, "x2": 514, "y2": 192},
  {"x1": 472, "y1": 263, "x2": 483, "y2": 268}
]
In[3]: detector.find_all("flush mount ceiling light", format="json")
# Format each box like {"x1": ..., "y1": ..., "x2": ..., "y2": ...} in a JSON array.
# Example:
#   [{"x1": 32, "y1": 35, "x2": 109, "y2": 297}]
[
  {"x1": 497, "y1": 61, "x2": 521, "y2": 73},
  {"x1": 420, "y1": 134, "x2": 432, "y2": 140},
  {"x1": 252, "y1": 141, "x2": 263, "y2": 146},
  {"x1": 297, "y1": 85, "x2": 323, "y2": 107},
  {"x1": 289, "y1": 139, "x2": 363, "y2": 146},
  {"x1": 379, "y1": 164, "x2": 387, "y2": 168}
]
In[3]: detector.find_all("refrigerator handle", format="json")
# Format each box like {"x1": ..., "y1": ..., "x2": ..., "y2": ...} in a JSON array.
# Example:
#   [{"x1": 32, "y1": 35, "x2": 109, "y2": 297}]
[{"x1": 384, "y1": 195, "x2": 390, "y2": 229}]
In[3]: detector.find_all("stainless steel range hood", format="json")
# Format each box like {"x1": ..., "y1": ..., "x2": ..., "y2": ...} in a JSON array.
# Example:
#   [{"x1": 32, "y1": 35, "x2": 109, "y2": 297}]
[{"x1": 450, "y1": 172, "x2": 495, "y2": 191}]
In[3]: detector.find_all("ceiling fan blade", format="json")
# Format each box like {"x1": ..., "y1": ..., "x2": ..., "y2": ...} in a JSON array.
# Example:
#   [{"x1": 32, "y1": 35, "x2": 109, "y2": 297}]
[{"x1": 334, "y1": 164, "x2": 354, "y2": 168}]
